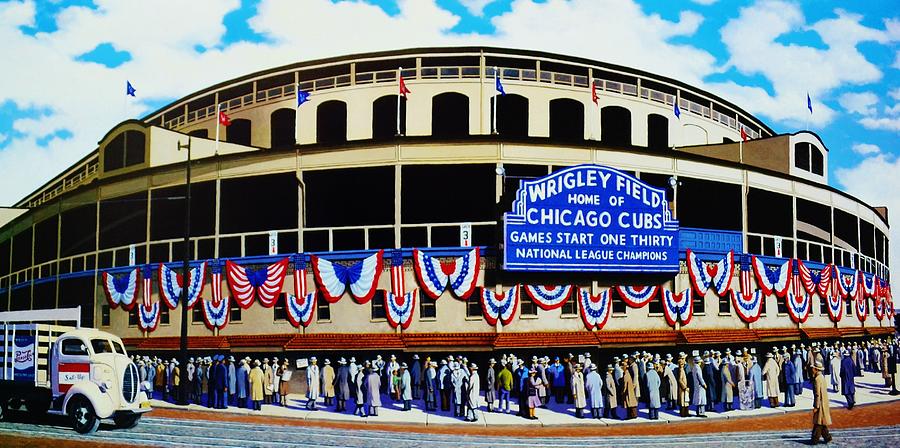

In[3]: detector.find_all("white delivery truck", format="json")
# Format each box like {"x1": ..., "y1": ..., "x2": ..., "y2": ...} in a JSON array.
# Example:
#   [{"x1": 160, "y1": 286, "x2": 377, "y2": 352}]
[{"x1": 0, "y1": 307, "x2": 151, "y2": 433}]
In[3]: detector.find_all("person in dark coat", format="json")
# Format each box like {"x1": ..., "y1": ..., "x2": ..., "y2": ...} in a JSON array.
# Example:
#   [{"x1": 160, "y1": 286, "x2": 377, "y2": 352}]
[
  {"x1": 335, "y1": 358, "x2": 351, "y2": 412},
  {"x1": 410, "y1": 354, "x2": 422, "y2": 400},
  {"x1": 840, "y1": 350, "x2": 856, "y2": 409},
  {"x1": 783, "y1": 356, "x2": 797, "y2": 407},
  {"x1": 214, "y1": 355, "x2": 229, "y2": 409},
  {"x1": 208, "y1": 357, "x2": 218, "y2": 408},
  {"x1": 702, "y1": 352, "x2": 717, "y2": 412}
]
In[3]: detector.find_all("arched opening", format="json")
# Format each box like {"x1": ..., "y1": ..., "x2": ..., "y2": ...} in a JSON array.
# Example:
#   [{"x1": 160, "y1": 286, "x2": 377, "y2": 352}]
[
  {"x1": 600, "y1": 106, "x2": 631, "y2": 146},
  {"x1": 226, "y1": 119, "x2": 251, "y2": 146},
  {"x1": 317, "y1": 100, "x2": 348, "y2": 144},
  {"x1": 270, "y1": 108, "x2": 296, "y2": 148},
  {"x1": 372, "y1": 95, "x2": 406, "y2": 139},
  {"x1": 647, "y1": 114, "x2": 669, "y2": 150},
  {"x1": 549, "y1": 98, "x2": 584, "y2": 141},
  {"x1": 431, "y1": 92, "x2": 469, "y2": 138},
  {"x1": 810, "y1": 145, "x2": 824, "y2": 175},
  {"x1": 794, "y1": 142, "x2": 811, "y2": 171},
  {"x1": 490, "y1": 94, "x2": 528, "y2": 137}
]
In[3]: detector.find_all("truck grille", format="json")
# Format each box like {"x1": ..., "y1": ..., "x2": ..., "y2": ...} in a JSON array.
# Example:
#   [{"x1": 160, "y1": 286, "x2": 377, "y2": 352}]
[{"x1": 122, "y1": 363, "x2": 139, "y2": 403}]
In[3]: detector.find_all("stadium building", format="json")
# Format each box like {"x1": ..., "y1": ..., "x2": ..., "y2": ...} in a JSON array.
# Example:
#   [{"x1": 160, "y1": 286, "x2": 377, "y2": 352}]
[{"x1": 0, "y1": 47, "x2": 893, "y2": 356}]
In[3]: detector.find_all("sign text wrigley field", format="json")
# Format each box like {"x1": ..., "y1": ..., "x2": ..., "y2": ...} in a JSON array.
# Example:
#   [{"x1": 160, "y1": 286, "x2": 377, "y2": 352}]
[{"x1": 503, "y1": 165, "x2": 679, "y2": 273}]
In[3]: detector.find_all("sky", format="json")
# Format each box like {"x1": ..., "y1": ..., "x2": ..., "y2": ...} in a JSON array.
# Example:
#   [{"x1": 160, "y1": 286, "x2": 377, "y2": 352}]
[{"x1": 0, "y1": 0, "x2": 898, "y2": 267}]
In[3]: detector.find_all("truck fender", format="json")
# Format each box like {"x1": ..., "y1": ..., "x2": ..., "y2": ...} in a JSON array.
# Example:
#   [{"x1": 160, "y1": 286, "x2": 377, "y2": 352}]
[{"x1": 63, "y1": 383, "x2": 116, "y2": 420}]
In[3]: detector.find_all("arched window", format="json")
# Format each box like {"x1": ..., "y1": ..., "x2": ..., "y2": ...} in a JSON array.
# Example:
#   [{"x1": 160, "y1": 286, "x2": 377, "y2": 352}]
[
  {"x1": 317, "y1": 100, "x2": 348, "y2": 144},
  {"x1": 647, "y1": 114, "x2": 669, "y2": 150},
  {"x1": 549, "y1": 98, "x2": 584, "y2": 141},
  {"x1": 103, "y1": 130, "x2": 146, "y2": 172},
  {"x1": 600, "y1": 106, "x2": 631, "y2": 146},
  {"x1": 431, "y1": 92, "x2": 469, "y2": 138},
  {"x1": 490, "y1": 94, "x2": 528, "y2": 137},
  {"x1": 372, "y1": 95, "x2": 406, "y2": 139},
  {"x1": 270, "y1": 108, "x2": 296, "y2": 148},
  {"x1": 810, "y1": 145, "x2": 824, "y2": 175},
  {"x1": 794, "y1": 142, "x2": 811, "y2": 171},
  {"x1": 226, "y1": 119, "x2": 251, "y2": 146}
]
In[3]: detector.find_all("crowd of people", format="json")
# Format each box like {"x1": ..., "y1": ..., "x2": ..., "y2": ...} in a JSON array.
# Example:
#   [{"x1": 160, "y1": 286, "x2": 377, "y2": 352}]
[{"x1": 134, "y1": 337, "x2": 898, "y2": 439}]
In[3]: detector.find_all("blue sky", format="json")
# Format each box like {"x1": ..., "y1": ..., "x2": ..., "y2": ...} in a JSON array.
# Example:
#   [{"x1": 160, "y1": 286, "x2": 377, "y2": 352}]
[{"x1": 0, "y1": 0, "x2": 898, "y2": 262}]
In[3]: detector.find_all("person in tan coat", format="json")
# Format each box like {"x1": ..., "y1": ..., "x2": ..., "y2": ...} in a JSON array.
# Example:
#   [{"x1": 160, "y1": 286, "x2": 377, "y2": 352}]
[
  {"x1": 721, "y1": 359, "x2": 735, "y2": 411},
  {"x1": 762, "y1": 352, "x2": 781, "y2": 407},
  {"x1": 279, "y1": 360, "x2": 291, "y2": 406},
  {"x1": 571, "y1": 364, "x2": 587, "y2": 418},
  {"x1": 622, "y1": 360, "x2": 638, "y2": 420},
  {"x1": 811, "y1": 361, "x2": 833, "y2": 445},
  {"x1": 677, "y1": 355, "x2": 690, "y2": 417},
  {"x1": 262, "y1": 358, "x2": 273, "y2": 404},
  {"x1": 322, "y1": 359, "x2": 336, "y2": 406},
  {"x1": 249, "y1": 360, "x2": 265, "y2": 411},
  {"x1": 603, "y1": 364, "x2": 618, "y2": 419}
]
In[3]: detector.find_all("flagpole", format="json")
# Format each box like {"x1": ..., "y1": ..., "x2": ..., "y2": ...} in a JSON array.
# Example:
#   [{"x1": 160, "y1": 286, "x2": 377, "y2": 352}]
[
  {"x1": 397, "y1": 67, "x2": 402, "y2": 136},
  {"x1": 296, "y1": 84, "x2": 301, "y2": 144},
  {"x1": 492, "y1": 66, "x2": 498, "y2": 135},
  {"x1": 215, "y1": 103, "x2": 221, "y2": 156},
  {"x1": 739, "y1": 138, "x2": 743, "y2": 164}
]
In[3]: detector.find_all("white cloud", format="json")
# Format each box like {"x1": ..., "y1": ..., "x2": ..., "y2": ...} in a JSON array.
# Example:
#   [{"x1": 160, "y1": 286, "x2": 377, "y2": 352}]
[
  {"x1": 835, "y1": 154, "x2": 900, "y2": 272},
  {"x1": 839, "y1": 91, "x2": 878, "y2": 115},
  {"x1": 859, "y1": 116, "x2": 900, "y2": 131},
  {"x1": 851, "y1": 143, "x2": 880, "y2": 155},
  {"x1": 708, "y1": 2, "x2": 897, "y2": 129},
  {"x1": 691, "y1": 0, "x2": 718, "y2": 5},
  {"x1": 890, "y1": 87, "x2": 900, "y2": 101},
  {"x1": 458, "y1": 0, "x2": 496, "y2": 17}
]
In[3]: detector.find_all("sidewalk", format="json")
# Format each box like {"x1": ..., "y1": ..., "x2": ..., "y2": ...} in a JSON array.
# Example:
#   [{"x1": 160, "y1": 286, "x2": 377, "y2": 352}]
[{"x1": 149, "y1": 370, "x2": 900, "y2": 427}]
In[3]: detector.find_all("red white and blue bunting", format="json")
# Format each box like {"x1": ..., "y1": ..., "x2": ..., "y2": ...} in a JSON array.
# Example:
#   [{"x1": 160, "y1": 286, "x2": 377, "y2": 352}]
[
  {"x1": 874, "y1": 296, "x2": 885, "y2": 321},
  {"x1": 825, "y1": 276, "x2": 843, "y2": 323},
  {"x1": 662, "y1": 288, "x2": 693, "y2": 327},
  {"x1": 837, "y1": 268, "x2": 859, "y2": 299},
  {"x1": 796, "y1": 260, "x2": 831, "y2": 297},
  {"x1": 137, "y1": 265, "x2": 160, "y2": 332},
  {"x1": 102, "y1": 268, "x2": 138, "y2": 310},
  {"x1": 158, "y1": 262, "x2": 206, "y2": 309},
  {"x1": 686, "y1": 250, "x2": 735, "y2": 297},
  {"x1": 855, "y1": 292, "x2": 868, "y2": 322},
  {"x1": 412, "y1": 248, "x2": 480, "y2": 300},
  {"x1": 578, "y1": 288, "x2": 611, "y2": 331},
  {"x1": 201, "y1": 262, "x2": 230, "y2": 331},
  {"x1": 226, "y1": 258, "x2": 289, "y2": 308},
  {"x1": 481, "y1": 285, "x2": 520, "y2": 327},
  {"x1": 386, "y1": 290, "x2": 417, "y2": 330},
  {"x1": 615, "y1": 285, "x2": 659, "y2": 308},
  {"x1": 524, "y1": 285, "x2": 573, "y2": 310},
  {"x1": 751, "y1": 256, "x2": 791, "y2": 298},
  {"x1": 310, "y1": 251, "x2": 383, "y2": 304},
  {"x1": 286, "y1": 256, "x2": 316, "y2": 328},
  {"x1": 785, "y1": 292, "x2": 811, "y2": 324},
  {"x1": 731, "y1": 267, "x2": 763, "y2": 324},
  {"x1": 861, "y1": 273, "x2": 878, "y2": 298}
]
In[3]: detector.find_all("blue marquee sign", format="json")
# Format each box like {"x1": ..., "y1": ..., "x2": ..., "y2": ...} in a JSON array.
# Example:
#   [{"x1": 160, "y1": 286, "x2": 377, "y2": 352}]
[{"x1": 503, "y1": 164, "x2": 679, "y2": 273}]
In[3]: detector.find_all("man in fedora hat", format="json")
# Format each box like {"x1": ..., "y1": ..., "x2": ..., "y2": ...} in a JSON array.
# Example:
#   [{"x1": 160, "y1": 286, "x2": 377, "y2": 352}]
[
  {"x1": 399, "y1": 362, "x2": 412, "y2": 411},
  {"x1": 810, "y1": 361, "x2": 833, "y2": 445}
]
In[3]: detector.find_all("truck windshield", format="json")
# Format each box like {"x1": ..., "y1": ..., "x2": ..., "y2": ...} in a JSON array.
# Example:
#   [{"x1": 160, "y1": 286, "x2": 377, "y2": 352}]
[
  {"x1": 91, "y1": 339, "x2": 115, "y2": 354},
  {"x1": 114, "y1": 341, "x2": 126, "y2": 355}
]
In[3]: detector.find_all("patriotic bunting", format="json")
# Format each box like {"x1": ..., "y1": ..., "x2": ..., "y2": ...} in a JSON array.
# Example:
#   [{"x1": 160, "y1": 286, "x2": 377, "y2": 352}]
[
  {"x1": 861, "y1": 273, "x2": 878, "y2": 298},
  {"x1": 796, "y1": 260, "x2": 831, "y2": 297},
  {"x1": 615, "y1": 285, "x2": 659, "y2": 308},
  {"x1": 524, "y1": 285, "x2": 573, "y2": 310},
  {"x1": 751, "y1": 256, "x2": 792, "y2": 298},
  {"x1": 731, "y1": 265, "x2": 763, "y2": 324},
  {"x1": 226, "y1": 258, "x2": 289, "y2": 308},
  {"x1": 412, "y1": 248, "x2": 480, "y2": 300},
  {"x1": 686, "y1": 250, "x2": 735, "y2": 297},
  {"x1": 855, "y1": 292, "x2": 868, "y2": 322},
  {"x1": 286, "y1": 256, "x2": 316, "y2": 328},
  {"x1": 102, "y1": 268, "x2": 139, "y2": 310},
  {"x1": 578, "y1": 288, "x2": 611, "y2": 331},
  {"x1": 158, "y1": 262, "x2": 206, "y2": 309},
  {"x1": 137, "y1": 265, "x2": 160, "y2": 332},
  {"x1": 662, "y1": 288, "x2": 693, "y2": 327},
  {"x1": 310, "y1": 251, "x2": 383, "y2": 304},
  {"x1": 874, "y1": 296, "x2": 885, "y2": 321},
  {"x1": 481, "y1": 285, "x2": 520, "y2": 327},
  {"x1": 836, "y1": 268, "x2": 859, "y2": 299},
  {"x1": 386, "y1": 290, "x2": 417, "y2": 329},
  {"x1": 825, "y1": 288, "x2": 843, "y2": 323},
  {"x1": 785, "y1": 292, "x2": 811, "y2": 324},
  {"x1": 202, "y1": 296, "x2": 230, "y2": 331}
]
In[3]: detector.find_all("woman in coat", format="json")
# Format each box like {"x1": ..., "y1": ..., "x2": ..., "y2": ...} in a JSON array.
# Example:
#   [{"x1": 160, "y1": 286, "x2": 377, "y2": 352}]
[
  {"x1": 571, "y1": 364, "x2": 587, "y2": 418},
  {"x1": 248, "y1": 360, "x2": 264, "y2": 411},
  {"x1": 585, "y1": 365, "x2": 603, "y2": 419},
  {"x1": 366, "y1": 367, "x2": 382, "y2": 416},
  {"x1": 279, "y1": 360, "x2": 291, "y2": 406},
  {"x1": 646, "y1": 363, "x2": 662, "y2": 420},
  {"x1": 526, "y1": 369, "x2": 542, "y2": 420}
]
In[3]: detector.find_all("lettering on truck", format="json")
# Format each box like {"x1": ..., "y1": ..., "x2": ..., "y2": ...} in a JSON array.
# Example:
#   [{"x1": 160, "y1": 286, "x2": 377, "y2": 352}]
[{"x1": 58, "y1": 363, "x2": 90, "y2": 393}]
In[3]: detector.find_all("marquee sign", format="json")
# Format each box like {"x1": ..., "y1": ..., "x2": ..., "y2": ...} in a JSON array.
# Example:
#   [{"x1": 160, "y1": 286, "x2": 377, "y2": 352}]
[{"x1": 503, "y1": 164, "x2": 679, "y2": 273}]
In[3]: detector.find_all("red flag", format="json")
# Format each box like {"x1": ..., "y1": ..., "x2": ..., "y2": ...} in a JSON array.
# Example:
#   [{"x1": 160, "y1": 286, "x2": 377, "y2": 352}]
[
  {"x1": 591, "y1": 82, "x2": 599, "y2": 105},
  {"x1": 218, "y1": 110, "x2": 232, "y2": 127},
  {"x1": 399, "y1": 75, "x2": 411, "y2": 98},
  {"x1": 740, "y1": 126, "x2": 748, "y2": 142}
]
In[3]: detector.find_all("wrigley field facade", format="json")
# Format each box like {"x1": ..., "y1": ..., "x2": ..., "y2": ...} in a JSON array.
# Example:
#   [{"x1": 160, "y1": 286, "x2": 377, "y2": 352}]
[{"x1": 0, "y1": 47, "x2": 893, "y2": 355}]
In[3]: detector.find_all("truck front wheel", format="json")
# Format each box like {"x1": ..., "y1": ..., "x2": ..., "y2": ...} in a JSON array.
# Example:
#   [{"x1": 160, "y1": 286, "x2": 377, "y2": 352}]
[
  {"x1": 69, "y1": 397, "x2": 100, "y2": 434},
  {"x1": 113, "y1": 414, "x2": 141, "y2": 429}
]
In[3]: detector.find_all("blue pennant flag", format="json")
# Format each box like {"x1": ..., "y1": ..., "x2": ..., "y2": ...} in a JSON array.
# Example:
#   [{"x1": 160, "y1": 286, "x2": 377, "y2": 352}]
[
  {"x1": 126, "y1": 81, "x2": 136, "y2": 97},
  {"x1": 495, "y1": 71, "x2": 505, "y2": 95},
  {"x1": 674, "y1": 101, "x2": 681, "y2": 119},
  {"x1": 297, "y1": 89, "x2": 310, "y2": 107},
  {"x1": 807, "y1": 92, "x2": 813, "y2": 114}
]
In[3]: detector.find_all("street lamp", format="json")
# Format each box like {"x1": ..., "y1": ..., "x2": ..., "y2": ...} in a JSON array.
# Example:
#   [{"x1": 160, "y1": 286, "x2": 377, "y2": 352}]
[{"x1": 177, "y1": 137, "x2": 192, "y2": 405}]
